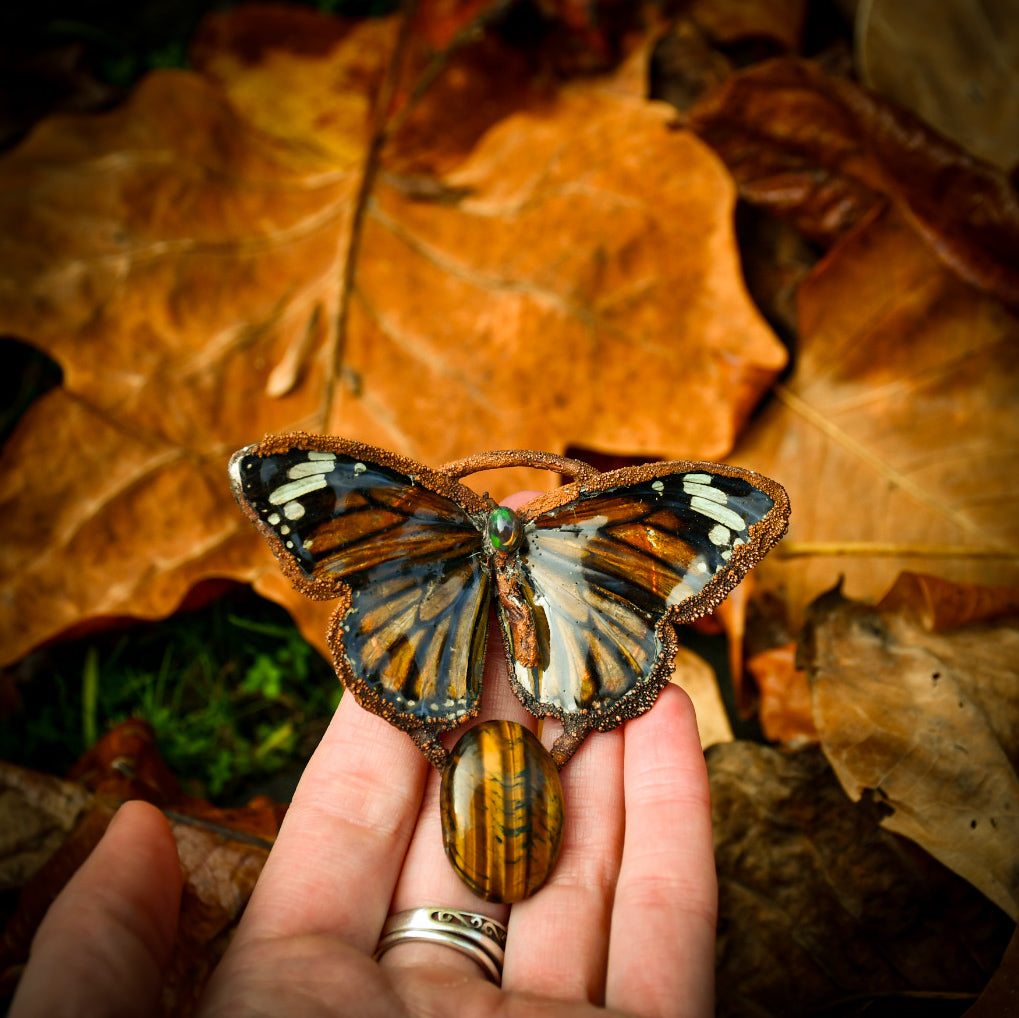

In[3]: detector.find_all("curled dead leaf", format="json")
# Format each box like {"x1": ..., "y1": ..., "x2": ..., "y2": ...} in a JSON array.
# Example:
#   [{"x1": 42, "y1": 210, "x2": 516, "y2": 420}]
[
  {"x1": 802, "y1": 583, "x2": 1019, "y2": 919},
  {"x1": 878, "y1": 571, "x2": 1019, "y2": 632},
  {"x1": 689, "y1": 56, "x2": 1019, "y2": 305}
]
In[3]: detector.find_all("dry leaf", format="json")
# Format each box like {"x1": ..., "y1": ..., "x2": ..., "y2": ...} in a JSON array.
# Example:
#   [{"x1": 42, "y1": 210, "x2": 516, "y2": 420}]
[
  {"x1": 67, "y1": 717, "x2": 189, "y2": 802},
  {"x1": 689, "y1": 56, "x2": 1019, "y2": 306},
  {"x1": 189, "y1": 6, "x2": 541, "y2": 180},
  {"x1": 0, "y1": 6, "x2": 785, "y2": 668},
  {"x1": 711, "y1": 741, "x2": 1012, "y2": 1018},
  {"x1": 732, "y1": 203, "x2": 1019, "y2": 623},
  {"x1": 745, "y1": 641, "x2": 816, "y2": 745},
  {"x1": 878, "y1": 571, "x2": 1019, "y2": 631},
  {"x1": 856, "y1": 0, "x2": 1019, "y2": 171},
  {"x1": 66, "y1": 719, "x2": 288, "y2": 839},
  {"x1": 802, "y1": 584, "x2": 1019, "y2": 919},
  {"x1": 0, "y1": 762, "x2": 91, "y2": 893},
  {"x1": 668, "y1": 644, "x2": 732, "y2": 749}
]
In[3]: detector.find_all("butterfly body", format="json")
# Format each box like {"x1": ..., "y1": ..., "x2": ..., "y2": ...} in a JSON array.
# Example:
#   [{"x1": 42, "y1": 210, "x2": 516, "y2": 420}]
[{"x1": 230, "y1": 433, "x2": 790, "y2": 768}]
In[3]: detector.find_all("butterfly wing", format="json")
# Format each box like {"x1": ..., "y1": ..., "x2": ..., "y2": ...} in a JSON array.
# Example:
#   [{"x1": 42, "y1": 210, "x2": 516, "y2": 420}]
[
  {"x1": 500, "y1": 464, "x2": 789, "y2": 762},
  {"x1": 229, "y1": 435, "x2": 493, "y2": 760}
]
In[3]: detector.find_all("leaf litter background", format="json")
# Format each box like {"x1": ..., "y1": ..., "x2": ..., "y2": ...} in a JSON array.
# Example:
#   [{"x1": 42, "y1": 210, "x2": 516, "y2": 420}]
[{"x1": 1, "y1": 1, "x2": 1018, "y2": 1015}]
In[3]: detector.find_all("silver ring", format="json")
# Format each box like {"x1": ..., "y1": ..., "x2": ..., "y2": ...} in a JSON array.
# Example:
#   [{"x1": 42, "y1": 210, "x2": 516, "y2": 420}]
[{"x1": 373, "y1": 907, "x2": 508, "y2": 984}]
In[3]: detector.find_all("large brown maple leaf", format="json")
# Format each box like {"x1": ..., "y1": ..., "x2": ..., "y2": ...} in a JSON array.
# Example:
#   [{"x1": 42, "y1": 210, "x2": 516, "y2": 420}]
[{"x1": 0, "y1": 6, "x2": 785, "y2": 666}]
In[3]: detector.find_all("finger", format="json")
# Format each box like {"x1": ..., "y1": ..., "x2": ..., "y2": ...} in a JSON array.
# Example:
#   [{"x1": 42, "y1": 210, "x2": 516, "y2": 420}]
[
  {"x1": 499, "y1": 483, "x2": 623, "y2": 1001},
  {"x1": 376, "y1": 628, "x2": 524, "y2": 980},
  {"x1": 231, "y1": 687, "x2": 429, "y2": 956},
  {"x1": 376, "y1": 489, "x2": 544, "y2": 982},
  {"x1": 10, "y1": 800, "x2": 182, "y2": 1018},
  {"x1": 605, "y1": 684, "x2": 717, "y2": 1018},
  {"x1": 502, "y1": 725, "x2": 624, "y2": 1004}
]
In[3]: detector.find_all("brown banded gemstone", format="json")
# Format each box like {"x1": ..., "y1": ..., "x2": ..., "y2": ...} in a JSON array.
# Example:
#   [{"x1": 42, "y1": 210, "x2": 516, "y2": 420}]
[{"x1": 440, "y1": 719, "x2": 564, "y2": 903}]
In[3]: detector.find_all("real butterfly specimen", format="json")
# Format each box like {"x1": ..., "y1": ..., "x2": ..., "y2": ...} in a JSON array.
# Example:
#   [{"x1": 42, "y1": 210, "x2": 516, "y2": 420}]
[{"x1": 230, "y1": 433, "x2": 790, "y2": 901}]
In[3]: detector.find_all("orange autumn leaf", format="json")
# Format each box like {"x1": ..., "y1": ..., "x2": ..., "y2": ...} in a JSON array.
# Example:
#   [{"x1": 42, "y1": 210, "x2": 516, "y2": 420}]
[
  {"x1": 878, "y1": 571, "x2": 1019, "y2": 632},
  {"x1": 0, "y1": 6, "x2": 785, "y2": 667},
  {"x1": 745, "y1": 641, "x2": 816, "y2": 746}
]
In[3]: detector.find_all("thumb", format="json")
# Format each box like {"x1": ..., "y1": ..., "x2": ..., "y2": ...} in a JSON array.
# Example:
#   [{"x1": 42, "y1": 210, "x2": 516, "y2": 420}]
[{"x1": 11, "y1": 799, "x2": 182, "y2": 1018}]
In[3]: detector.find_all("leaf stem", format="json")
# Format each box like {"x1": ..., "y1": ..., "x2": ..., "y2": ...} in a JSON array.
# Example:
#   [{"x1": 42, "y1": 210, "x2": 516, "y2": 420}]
[
  {"x1": 778, "y1": 542, "x2": 1019, "y2": 559},
  {"x1": 320, "y1": 0, "x2": 422, "y2": 431}
]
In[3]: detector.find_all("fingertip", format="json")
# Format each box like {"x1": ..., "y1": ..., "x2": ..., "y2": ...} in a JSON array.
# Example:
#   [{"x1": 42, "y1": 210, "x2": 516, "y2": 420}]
[
  {"x1": 108, "y1": 799, "x2": 184, "y2": 935},
  {"x1": 501, "y1": 490, "x2": 544, "y2": 510},
  {"x1": 605, "y1": 685, "x2": 717, "y2": 1018}
]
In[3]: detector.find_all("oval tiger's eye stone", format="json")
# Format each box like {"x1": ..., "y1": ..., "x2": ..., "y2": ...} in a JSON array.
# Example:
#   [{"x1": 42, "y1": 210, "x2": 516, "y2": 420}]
[
  {"x1": 440, "y1": 719, "x2": 564, "y2": 903},
  {"x1": 487, "y1": 506, "x2": 522, "y2": 553}
]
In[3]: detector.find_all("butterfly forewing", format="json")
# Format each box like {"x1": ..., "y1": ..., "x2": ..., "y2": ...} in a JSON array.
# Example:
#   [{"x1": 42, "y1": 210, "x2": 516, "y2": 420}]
[
  {"x1": 231, "y1": 444, "x2": 491, "y2": 727},
  {"x1": 510, "y1": 468, "x2": 786, "y2": 722}
]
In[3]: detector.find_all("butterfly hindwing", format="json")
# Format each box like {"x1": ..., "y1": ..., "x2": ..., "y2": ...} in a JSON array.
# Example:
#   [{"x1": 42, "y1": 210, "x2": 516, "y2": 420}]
[
  {"x1": 229, "y1": 437, "x2": 493, "y2": 740},
  {"x1": 504, "y1": 464, "x2": 789, "y2": 739}
]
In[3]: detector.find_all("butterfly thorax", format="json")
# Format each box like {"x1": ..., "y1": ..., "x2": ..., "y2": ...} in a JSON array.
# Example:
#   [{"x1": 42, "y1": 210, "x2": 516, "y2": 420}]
[{"x1": 484, "y1": 506, "x2": 549, "y2": 672}]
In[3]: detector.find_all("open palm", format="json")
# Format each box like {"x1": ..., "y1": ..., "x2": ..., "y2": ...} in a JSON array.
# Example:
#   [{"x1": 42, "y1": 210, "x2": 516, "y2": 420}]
[{"x1": 12, "y1": 512, "x2": 716, "y2": 1018}]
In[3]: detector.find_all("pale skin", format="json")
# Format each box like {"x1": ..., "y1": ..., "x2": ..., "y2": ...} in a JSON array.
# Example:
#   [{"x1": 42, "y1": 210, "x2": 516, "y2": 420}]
[{"x1": 11, "y1": 494, "x2": 717, "y2": 1018}]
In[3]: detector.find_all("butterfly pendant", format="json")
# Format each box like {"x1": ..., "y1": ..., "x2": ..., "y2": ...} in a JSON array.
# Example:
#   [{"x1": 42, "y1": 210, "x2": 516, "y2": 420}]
[
  {"x1": 231, "y1": 434, "x2": 789, "y2": 900},
  {"x1": 229, "y1": 433, "x2": 790, "y2": 769}
]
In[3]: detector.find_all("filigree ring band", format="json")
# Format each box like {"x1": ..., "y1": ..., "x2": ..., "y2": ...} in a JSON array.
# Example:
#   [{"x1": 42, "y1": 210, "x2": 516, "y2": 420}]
[{"x1": 373, "y1": 907, "x2": 508, "y2": 985}]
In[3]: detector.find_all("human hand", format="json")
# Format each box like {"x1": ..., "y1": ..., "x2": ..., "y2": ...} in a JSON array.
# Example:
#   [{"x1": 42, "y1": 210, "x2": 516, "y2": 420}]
[{"x1": 11, "y1": 506, "x2": 716, "y2": 1018}]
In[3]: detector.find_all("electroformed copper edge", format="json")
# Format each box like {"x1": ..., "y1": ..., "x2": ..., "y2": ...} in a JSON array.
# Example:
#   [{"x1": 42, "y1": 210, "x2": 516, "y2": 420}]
[{"x1": 440, "y1": 448, "x2": 602, "y2": 484}]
